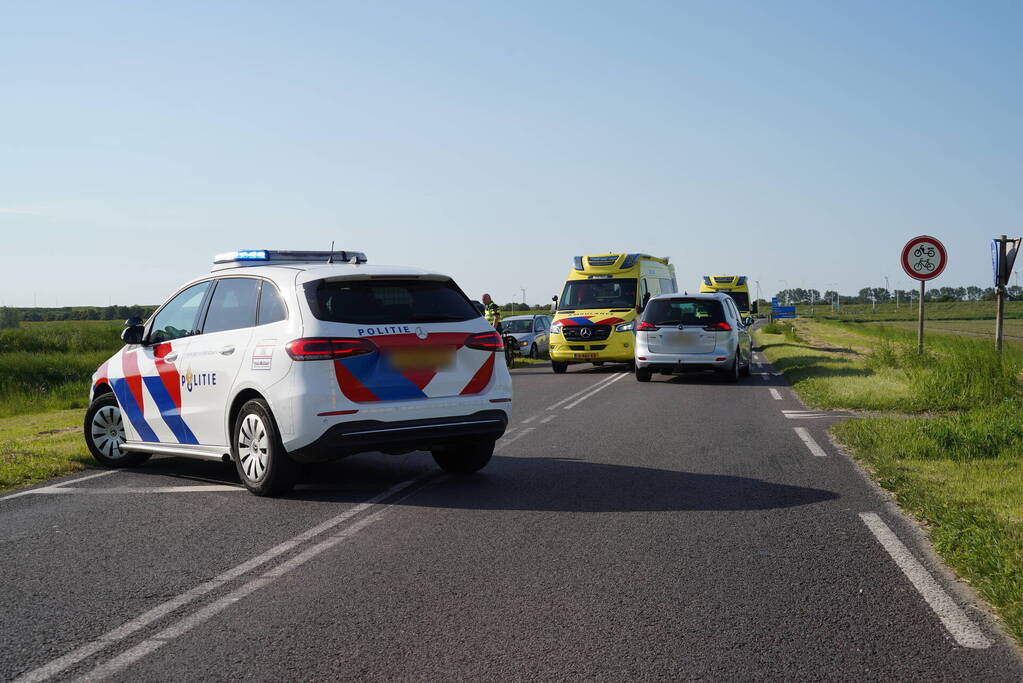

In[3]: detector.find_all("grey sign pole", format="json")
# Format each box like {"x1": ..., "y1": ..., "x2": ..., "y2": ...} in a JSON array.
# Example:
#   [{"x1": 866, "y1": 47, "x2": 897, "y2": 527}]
[
  {"x1": 918, "y1": 280, "x2": 925, "y2": 354},
  {"x1": 996, "y1": 235, "x2": 1006, "y2": 353}
]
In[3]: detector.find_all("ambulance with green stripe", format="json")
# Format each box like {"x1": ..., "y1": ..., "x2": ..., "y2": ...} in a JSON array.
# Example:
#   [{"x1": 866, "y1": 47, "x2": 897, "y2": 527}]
[{"x1": 549, "y1": 253, "x2": 677, "y2": 373}]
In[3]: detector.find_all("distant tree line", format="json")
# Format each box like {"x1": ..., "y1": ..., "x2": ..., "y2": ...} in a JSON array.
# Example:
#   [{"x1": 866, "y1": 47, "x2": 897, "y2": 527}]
[
  {"x1": 772, "y1": 286, "x2": 1019, "y2": 305},
  {"x1": 4, "y1": 305, "x2": 157, "y2": 324}
]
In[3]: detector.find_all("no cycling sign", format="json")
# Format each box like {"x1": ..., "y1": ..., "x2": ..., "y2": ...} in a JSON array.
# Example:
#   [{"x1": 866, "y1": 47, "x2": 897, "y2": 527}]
[
  {"x1": 901, "y1": 235, "x2": 947, "y2": 281},
  {"x1": 901, "y1": 235, "x2": 947, "y2": 354}
]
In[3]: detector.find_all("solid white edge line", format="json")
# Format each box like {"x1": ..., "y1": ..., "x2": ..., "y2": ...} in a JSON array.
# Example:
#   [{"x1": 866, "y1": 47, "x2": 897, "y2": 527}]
[
  {"x1": 768, "y1": 388, "x2": 782, "y2": 400},
  {"x1": 0, "y1": 470, "x2": 118, "y2": 502},
  {"x1": 858, "y1": 513, "x2": 991, "y2": 649},
  {"x1": 13, "y1": 476, "x2": 431, "y2": 683},
  {"x1": 545, "y1": 372, "x2": 623, "y2": 411},
  {"x1": 76, "y1": 482, "x2": 436, "y2": 682},
  {"x1": 793, "y1": 427, "x2": 828, "y2": 457},
  {"x1": 34, "y1": 485, "x2": 244, "y2": 495},
  {"x1": 562, "y1": 372, "x2": 627, "y2": 410}
]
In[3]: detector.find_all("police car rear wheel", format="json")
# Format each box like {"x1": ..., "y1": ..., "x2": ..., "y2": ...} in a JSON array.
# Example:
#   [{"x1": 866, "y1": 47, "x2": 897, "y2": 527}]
[
  {"x1": 84, "y1": 393, "x2": 151, "y2": 467},
  {"x1": 432, "y1": 439, "x2": 494, "y2": 474},
  {"x1": 233, "y1": 399, "x2": 295, "y2": 496}
]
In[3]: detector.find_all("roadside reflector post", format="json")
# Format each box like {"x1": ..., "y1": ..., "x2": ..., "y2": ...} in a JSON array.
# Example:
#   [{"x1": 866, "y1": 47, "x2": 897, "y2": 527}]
[{"x1": 901, "y1": 235, "x2": 948, "y2": 355}]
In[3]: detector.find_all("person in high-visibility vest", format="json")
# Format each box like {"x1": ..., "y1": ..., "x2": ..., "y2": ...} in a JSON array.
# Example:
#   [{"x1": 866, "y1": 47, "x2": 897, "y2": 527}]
[{"x1": 482, "y1": 293, "x2": 502, "y2": 332}]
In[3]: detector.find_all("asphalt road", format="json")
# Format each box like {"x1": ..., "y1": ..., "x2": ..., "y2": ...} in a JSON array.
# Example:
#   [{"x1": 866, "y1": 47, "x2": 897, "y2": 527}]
[{"x1": 3, "y1": 355, "x2": 1022, "y2": 681}]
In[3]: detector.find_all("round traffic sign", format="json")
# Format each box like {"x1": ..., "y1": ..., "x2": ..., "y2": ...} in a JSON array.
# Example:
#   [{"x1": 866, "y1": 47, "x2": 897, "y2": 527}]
[{"x1": 901, "y1": 235, "x2": 947, "y2": 280}]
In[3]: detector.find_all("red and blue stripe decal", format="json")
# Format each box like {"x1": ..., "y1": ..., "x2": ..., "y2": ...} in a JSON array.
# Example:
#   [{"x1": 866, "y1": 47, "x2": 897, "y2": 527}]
[
  {"x1": 333, "y1": 332, "x2": 493, "y2": 403},
  {"x1": 113, "y1": 347, "x2": 197, "y2": 444},
  {"x1": 555, "y1": 316, "x2": 626, "y2": 326}
]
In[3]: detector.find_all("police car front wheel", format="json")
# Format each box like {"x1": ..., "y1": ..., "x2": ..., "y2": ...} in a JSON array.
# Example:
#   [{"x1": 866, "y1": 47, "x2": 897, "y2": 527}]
[
  {"x1": 431, "y1": 439, "x2": 494, "y2": 474},
  {"x1": 232, "y1": 399, "x2": 296, "y2": 496},
  {"x1": 84, "y1": 393, "x2": 151, "y2": 468}
]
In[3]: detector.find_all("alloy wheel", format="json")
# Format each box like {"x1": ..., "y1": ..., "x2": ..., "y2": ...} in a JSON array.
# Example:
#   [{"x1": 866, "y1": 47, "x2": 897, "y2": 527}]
[
  {"x1": 238, "y1": 414, "x2": 269, "y2": 482},
  {"x1": 90, "y1": 405, "x2": 126, "y2": 459}
]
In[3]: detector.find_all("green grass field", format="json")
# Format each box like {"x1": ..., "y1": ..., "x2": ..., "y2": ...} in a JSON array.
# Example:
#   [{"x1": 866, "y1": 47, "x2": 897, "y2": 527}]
[
  {"x1": 0, "y1": 320, "x2": 122, "y2": 418},
  {"x1": 755, "y1": 320, "x2": 1023, "y2": 644},
  {"x1": 792, "y1": 299, "x2": 1022, "y2": 323}
]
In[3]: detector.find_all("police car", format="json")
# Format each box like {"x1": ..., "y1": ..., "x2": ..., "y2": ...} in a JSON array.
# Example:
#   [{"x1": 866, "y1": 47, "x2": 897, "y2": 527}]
[{"x1": 84, "y1": 250, "x2": 512, "y2": 496}]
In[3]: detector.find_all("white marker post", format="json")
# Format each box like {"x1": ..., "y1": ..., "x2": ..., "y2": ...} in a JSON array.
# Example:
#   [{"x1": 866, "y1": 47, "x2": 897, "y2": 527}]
[{"x1": 900, "y1": 236, "x2": 947, "y2": 354}]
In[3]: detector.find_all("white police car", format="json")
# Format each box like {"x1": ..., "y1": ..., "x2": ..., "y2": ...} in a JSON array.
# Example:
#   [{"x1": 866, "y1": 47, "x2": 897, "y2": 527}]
[{"x1": 84, "y1": 249, "x2": 512, "y2": 496}]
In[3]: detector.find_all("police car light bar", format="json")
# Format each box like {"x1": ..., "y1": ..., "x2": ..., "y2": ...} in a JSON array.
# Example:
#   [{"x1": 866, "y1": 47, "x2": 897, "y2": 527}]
[{"x1": 212, "y1": 249, "x2": 369, "y2": 268}]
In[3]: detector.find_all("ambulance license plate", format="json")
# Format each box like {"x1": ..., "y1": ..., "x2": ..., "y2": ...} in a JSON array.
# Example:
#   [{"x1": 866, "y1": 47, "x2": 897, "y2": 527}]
[{"x1": 573, "y1": 353, "x2": 599, "y2": 360}]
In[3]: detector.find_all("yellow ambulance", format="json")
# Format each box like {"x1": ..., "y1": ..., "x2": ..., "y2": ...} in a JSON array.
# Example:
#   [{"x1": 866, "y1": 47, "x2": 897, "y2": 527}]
[
  {"x1": 549, "y1": 253, "x2": 677, "y2": 373},
  {"x1": 698, "y1": 276, "x2": 755, "y2": 317}
]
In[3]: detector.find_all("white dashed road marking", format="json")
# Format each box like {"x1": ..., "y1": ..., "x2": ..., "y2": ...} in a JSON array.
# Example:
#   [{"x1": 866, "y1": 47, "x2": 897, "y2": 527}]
[
  {"x1": 859, "y1": 513, "x2": 992, "y2": 649},
  {"x1": 545, "y1": 372, "x2": 624, "y2": 411},
  {"x1": 13, "y1": 477, "x2": 433, "y2": 683},
  {"x1": 768, "y1": 388, "x2": 782, "y2": 400},
  {"x1": 793, "y1": 427, "x2": 828, "y2": 458},
  {"x1": 494, "y1": 427, "x2": 535, "y2": 453},
  {"x1": 783, "y1": 410, "x2": 830, "y2": 420},
  {"x1": 562, "y1": 372, "x2": 627, "y2": 410},
  {"x1": 540, "y1": 414, "x2": 557, "y2": 424}
]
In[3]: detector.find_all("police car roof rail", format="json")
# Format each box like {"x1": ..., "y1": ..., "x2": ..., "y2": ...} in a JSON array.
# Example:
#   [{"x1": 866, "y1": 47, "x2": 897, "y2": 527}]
[{"x1": 212, "y1": 249, "x2": 368, "y2": 270}]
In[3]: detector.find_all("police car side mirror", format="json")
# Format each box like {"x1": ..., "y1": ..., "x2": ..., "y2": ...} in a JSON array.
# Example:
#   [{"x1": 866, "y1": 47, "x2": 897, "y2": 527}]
[{"x1": 121, "y1": 325, "x2": 145, "y2": 345}]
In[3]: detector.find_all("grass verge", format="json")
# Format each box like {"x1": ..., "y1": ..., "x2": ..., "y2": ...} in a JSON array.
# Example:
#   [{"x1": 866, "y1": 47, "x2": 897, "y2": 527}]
[
  {"x1": 0, "y1": 409, "x2": 93, "y2": 493},
  {"x1": 755, "y1": 320, "x2": 1023, "y2": 644}
]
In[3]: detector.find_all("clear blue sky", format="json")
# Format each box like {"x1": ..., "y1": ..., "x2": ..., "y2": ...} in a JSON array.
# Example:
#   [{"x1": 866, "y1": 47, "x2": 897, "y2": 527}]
[{"x1": 2, "y1": 1, "x2": 1021, "y2": 307}]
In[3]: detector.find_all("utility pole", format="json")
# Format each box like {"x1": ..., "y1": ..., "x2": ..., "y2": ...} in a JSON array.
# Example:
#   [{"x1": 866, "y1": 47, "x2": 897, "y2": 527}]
[{"x1": 884, "y1": 275, "x2": 890, "y2": 312}]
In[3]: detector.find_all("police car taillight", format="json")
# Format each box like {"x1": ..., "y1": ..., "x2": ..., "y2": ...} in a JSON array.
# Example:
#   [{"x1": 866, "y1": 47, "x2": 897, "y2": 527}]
[
  {"x1": 465, "y1": 331, "x2": 504, "y2": 352},
  {"x1": 286, "y1": 338, "x2": 376, "y2": 361}
]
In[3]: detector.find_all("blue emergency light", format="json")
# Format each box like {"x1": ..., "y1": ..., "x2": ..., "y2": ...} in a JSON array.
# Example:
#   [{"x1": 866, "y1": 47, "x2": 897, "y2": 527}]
[{"x1": 212, "y1": 249, "x2": 368, "y2": 269}]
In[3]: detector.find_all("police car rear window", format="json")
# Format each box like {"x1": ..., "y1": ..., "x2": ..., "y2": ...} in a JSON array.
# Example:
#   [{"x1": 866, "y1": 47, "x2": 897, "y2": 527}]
[
  {"x1": 305, "y1": 279, "x2": 478, "y2": 324},
  {"x1": 644, "y1": 299, "x2": 725, "y2": 326}
]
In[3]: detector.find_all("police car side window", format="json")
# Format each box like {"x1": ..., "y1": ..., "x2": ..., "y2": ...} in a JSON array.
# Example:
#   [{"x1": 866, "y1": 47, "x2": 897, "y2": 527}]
[
  {"x1": 149, "y1": 281, "x2": 212, "y2": 344},
  {"x1": 203, "y1": 278, "x2": 260, "y2": 335},
  {"x1": 257, "y1": 281, "x2": 287, "y2": 325}
]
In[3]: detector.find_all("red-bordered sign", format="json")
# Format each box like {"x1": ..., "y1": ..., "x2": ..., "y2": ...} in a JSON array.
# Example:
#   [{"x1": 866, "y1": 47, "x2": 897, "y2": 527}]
[{"x1": 901, "y1": 235, "x2": 947, "y2": 281}]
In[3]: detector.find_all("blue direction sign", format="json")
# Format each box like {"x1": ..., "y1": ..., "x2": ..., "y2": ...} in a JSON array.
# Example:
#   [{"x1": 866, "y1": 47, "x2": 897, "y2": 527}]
[{"x1": 773, "y1": 306, "x2": 796, "y2": 319}]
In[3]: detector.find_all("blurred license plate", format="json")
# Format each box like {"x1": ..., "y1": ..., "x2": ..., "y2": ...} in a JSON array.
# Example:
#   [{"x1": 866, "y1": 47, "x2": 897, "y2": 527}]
[
  {"x1": 389, "y1": 347, "x2": 455, "y2": 370},
  {"x1": 573, "y1": 353, "x2": 599, "y2": 359}
]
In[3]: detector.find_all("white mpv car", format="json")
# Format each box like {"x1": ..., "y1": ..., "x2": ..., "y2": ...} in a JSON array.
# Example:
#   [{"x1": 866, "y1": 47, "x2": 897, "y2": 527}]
[
  {"x1": 84, "y1": 250, "x2": 512, "y2": 496},
  {"x1": 634, "y1": 292, "x2": 753, "y2": 382}
]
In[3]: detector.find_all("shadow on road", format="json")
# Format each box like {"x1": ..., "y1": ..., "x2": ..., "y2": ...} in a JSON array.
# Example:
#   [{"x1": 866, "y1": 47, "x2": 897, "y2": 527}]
[{"x1": 114, "y1": 450, "x2": 838, "y2": 513}]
